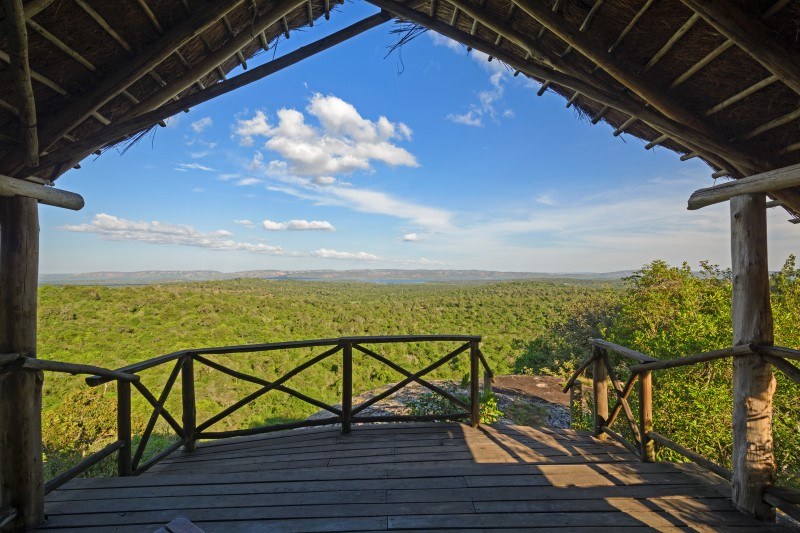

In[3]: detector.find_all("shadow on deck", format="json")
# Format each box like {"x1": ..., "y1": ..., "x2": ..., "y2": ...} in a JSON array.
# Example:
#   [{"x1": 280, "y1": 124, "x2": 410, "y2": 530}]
[{"x1": 40, "y1": 422, "x2": 789, "y2": 532}]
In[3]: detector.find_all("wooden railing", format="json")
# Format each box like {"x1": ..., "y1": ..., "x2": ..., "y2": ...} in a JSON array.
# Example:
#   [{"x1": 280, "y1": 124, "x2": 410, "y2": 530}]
[
  {"x1": 564, "y1": 338, "x2": 800, "y2": 522},
  {"x1": 6, "y1": 335, "x2": 492, "y2": 493}
]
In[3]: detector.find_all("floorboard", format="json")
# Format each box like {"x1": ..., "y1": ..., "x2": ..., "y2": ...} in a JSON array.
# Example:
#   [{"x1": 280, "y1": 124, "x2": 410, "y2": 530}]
[{"x1": 39, "y1": 422, "x2": 791, "y2": 532}]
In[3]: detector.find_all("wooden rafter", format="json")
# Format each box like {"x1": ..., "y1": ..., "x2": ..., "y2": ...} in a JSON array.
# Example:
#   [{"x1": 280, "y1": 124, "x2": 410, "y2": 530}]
[
  {"x1": 24, "y1": 0, "x2": 248, "y2": 160},
  {"x1": 679, "y1": 0, "x2": 800, "y2": 97},
  {"x1": 2, "y1": 0, "x2": 38, "y2": 166},
  {"x1": 120, "y1": 0, "x2": 307, "y2": 121},
  {"x1": 511, "y1": 0, "x2": 722, "y2": 144}
]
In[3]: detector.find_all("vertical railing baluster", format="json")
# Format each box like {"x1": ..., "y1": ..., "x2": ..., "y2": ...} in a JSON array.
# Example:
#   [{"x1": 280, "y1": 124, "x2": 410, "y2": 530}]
[
  {"x1": 117, "y1": 380, "x2": 132, "y2": 476},
  {"x1": 592, "y1": 345, "x2": 609, "y2": 438},
  {"x1": 483, "y1": 369, "x2": 493, "y2": 395},
  {"x1": 342, "y1": 343, "x2": 352, "y2": 434},
  {"x1": 182, "y1": 353, "x2": 196, "y2": 452},
  {"x1": 639, "y1": 370, "x2": 654, "y2": 461},
  {"x1": 470, "y1": 340, "x2": 480, "y2": 427}
]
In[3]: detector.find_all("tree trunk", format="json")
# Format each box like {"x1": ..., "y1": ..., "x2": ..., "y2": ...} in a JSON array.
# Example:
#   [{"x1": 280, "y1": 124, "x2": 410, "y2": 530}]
[
  {"x1": 730, "y1": 193, "x2": 776, "y2": 520},
  {"x1": 0, "y1": 195, "x2": 43, "y2": 530}
]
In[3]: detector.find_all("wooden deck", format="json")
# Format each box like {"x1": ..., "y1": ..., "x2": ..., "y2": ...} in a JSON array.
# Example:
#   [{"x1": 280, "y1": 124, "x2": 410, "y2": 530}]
[{"x1": 40, "y1": 422, "x2": 790, "y2": 532}]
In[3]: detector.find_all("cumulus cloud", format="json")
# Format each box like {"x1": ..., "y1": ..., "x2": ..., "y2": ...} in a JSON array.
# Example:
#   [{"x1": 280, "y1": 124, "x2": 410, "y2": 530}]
[
  {"x1": 233, "y1": 219, "x2": 256, "y2": 228},
  {"x1": 62, "y1": 214, "x2": 285, "y2": 255},
  {"x1": 191, "y1": 117, "x2": 213, "y2": 133},
  {"x1": 234, "y1": 94, "x2": 418, "y2": 177},
  {"x1": 311, "y1": 248, "x2": 379, "y2": 261},
  {"x1": 447, "y1": 111, "x2": 482, "y2": 127},
  {"x1": 535, "y1": 193, "x2": 556, "y2": 206},
  {"x1": 402, "y1": 232, "x2": 419, "y2": 241},
  {"x1": 176, "y1": 162, "x2": 214, "y2": 172},
  {"x1": 262, "y1": 219, "x2": 335, "y2": 231}
]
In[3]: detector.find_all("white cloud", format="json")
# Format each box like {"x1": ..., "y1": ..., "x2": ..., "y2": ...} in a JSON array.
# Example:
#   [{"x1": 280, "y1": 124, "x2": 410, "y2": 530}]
[
  {"x1": 234, "y1": 219, "x2": 256, "y2": 228},
  {"x1": 191, "y1": 117, "x2": 213, "y2": 133},
  {"x1": 262, "y1": 219, "x2": 335, "y2": 231},
  {"x1": 234, "y1": 94, "x2": 418, "y2": 177},
  {"x1": 190, "y1": 151, "x2": 209, "y2": 159},
  {"x1": 235, "y1": 177, "x2": 262, "y2": 186},
  {"x1": 311, "y1": 248, "x2": 379, "y2": 261},
  {"x1": 312, "y1": 176, "x2": 337, "y2": 186},
  {"x1": 62, "y1": 214, "x2": 286, "y2": 255},
  {"x1": 176, "y1": 162, "x2": 214, "y2": 172},
  {"x1": 447, "y1": 111, "x2": 482, "y2": 127},
  {"x1": 428, "y1": 32, "x2": 463, "y2": 53},
  {"x1": 402, "y1": 232, "x2": 419, "y2": 242},
  {"x1": 218, "y1": 173, "x2": 240, "y2": 181}
]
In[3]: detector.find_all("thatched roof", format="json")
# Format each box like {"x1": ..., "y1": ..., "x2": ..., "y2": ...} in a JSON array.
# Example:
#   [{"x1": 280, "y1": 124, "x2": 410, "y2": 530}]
[{"x1": 1, "y1": 0, "x2": 800, "y2": 215}]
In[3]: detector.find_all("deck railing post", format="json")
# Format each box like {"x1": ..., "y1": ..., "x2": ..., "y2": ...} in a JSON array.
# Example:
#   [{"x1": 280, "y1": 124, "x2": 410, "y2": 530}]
[
  {"x1": 181, "y1": 354, "x2": 196, "y2": 452},
  {"x1": 117, "y1": 380, "x2": 132, "y2": 476},
  {"x1": 592, "y1": 346, "x2": 608, "y2": 438},
  {"x1": 639, "y1": 370, "x2": 654, "y2": 462},
  {"x1": 470, "y1": 340, "x2": 480, "y2": 427},
  {"x1": 342, "y1": 342, "x2": 352, "y2": 434}
]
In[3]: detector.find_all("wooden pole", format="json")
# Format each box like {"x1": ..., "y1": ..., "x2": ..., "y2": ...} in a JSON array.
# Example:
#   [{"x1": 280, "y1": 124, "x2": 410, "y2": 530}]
[
  {"x1": 592, "y1": 346, "x2": 608, "y2": 438},
  {"x1": 0, "y1": 195, "x2": 43, "y2": 529},
  {"x1": 181, "y1": 354, "x2": 196, "y2": 453},
  {"x1": 730, "y1": 193, "x2": 776, "y2": 520},
  {"x1": 116, "y1": 380, "x2": 132, "y2": 476},
  {"x1": 470, "y1": 340, "x2": 480, "y2": 427},
  {"x1": 0, "y1": 174, "x2": 84, "y2": 211},
  {"x1": 341, "y1": 343, "x2": 352, "y2": 435},
  {"x1": 639, "y1": 371, "x2": 654, "y2": 462},
  {"x1": 2, "y1": 0, "x2": 38, "y2": 167}
]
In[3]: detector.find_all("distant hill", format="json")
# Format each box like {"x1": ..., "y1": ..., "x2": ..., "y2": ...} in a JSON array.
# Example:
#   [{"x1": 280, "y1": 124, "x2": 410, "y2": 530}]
[{"x1": 39, "y1": 269, "x2": 635, "y2": 285}]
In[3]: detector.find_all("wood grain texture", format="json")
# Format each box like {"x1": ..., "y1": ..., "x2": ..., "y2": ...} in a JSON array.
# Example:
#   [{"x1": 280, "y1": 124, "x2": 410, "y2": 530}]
[{"x1": 40, "y1": 422, "x2": 781, "y2": 531}]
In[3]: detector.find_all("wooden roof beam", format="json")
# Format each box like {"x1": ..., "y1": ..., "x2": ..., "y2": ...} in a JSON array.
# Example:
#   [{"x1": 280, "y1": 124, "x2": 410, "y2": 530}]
[
  {"x1": 678, "y1": 0, "x2": 800, "y2": 97},
  {"x1": 689, "y1": 163, "x2": 800, "y2": 210},
  {"x1": 120, "y1": 0, "x2": 307, "y2": 121},
  {"x1": 641, "y1": 14, "x2": 700, "y2": 73},
  {"x1": 511, "y1": 0, "x2": 724, "y2": 146},
  {"x1": 221, "y1": 16, "x2": 248, "y2": 68},
  {"x1": 2, "y1": 0, "x2": 38, "y2": 166},
  {"x1": 705, "y1": 75, "x2": 779, "y2": 116},
  {"x1": 670, "y1": 0, "x2": 789, "y2": 90},
  {"x1": 0, "y1": 49, "x2": 111, "y2": 126},
  {"x1": 135, "y1": 0, "x2": 205, "y2": 90},
  {"x1": 0, "y1": 172, "x2": 83, "y2": 210},
  {"x1": 29, "y1": 0, "x2": 249, "y2": 158}
]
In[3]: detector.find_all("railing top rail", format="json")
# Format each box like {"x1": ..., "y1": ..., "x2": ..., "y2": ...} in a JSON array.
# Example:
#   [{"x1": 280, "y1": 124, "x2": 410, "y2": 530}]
[
  {"x1": 589, "y1": 338, "x2": 659, "y2": 363},
  {"x1": 629, "y1": 344, "x2": 757, "y2": 373},
  {"x1": 343, "y1": 334, "x2": 481, "y2": 343},
  {"x1": 86, "y1": 335, "x2": 482, "y2": 386}
]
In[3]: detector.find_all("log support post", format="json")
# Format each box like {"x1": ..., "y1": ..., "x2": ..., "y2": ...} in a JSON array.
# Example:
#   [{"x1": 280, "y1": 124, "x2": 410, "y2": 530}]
[
  {"x1": 181, "y1": 354, "x2": 196, "y2": 453},
  {"x1": 0, "y1": 196, "x2": 43, "y2": 530},
  {"x1": 116, "y1": 380, "x2": 132, "y2": 476},
  {"x1": 341, "y1": 342, "x2": 352, "y2": 435},
  {"x1": 470, "y1": 340, "x2": 480, "y2": 427},
  {"x1": 592, "y1": 346, "x2": 608, "y2": 438},
  {"x1": 639, "y1": 371, "x2": 655, "y2": 462},
  {"x1": 730, "y1": 193, "x2": 776, "y2": 520},
  {"x1": 483, "y1": 369, "x2": 493, "y2": 395}
]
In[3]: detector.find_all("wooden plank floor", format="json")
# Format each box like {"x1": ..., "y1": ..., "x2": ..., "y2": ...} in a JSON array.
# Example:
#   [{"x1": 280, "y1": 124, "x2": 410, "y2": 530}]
[{"x1": 40, "y1": 422, "x2": 790, "y2": 532}]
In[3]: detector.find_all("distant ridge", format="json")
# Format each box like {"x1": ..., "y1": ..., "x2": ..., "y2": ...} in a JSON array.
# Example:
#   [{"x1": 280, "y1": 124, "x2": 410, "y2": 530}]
[{"x1": 39, "y1": 269, "x2": 634, "y2": 285}]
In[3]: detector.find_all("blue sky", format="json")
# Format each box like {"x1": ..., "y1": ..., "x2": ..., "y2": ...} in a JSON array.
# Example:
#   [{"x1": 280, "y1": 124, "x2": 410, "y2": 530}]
[{"x1": 42, "y1": 3, "x2": 798, "y2": 274}]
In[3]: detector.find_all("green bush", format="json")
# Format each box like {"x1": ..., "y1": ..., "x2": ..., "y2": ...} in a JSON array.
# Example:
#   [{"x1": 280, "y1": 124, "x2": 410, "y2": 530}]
[{"x1": 407, "y1": 389, "x2": 503, "y2": 424}]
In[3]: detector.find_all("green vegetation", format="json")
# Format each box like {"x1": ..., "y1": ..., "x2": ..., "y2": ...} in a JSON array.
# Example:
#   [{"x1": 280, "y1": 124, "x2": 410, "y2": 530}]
[
  {"x1": 407, "y1": 389, "x2": 503, "y2": 424},
  {"x1": 38, "y1": 261, "x2": 800, "y2": 487},
  {"x1": 38, "y1": 278, "x2": 614, "y2": 479},
  {"x1": 522, "y1": 257, "x2": 800, "y2": 487}
]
